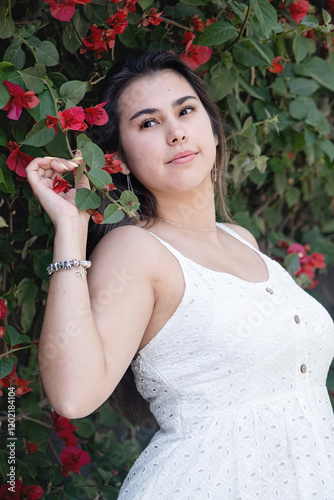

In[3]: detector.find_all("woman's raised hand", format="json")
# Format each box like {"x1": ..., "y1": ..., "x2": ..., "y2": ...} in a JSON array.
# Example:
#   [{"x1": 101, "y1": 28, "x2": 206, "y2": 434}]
[{"x1": 26, "y1": 152, "x2": 90, "y2": 228}]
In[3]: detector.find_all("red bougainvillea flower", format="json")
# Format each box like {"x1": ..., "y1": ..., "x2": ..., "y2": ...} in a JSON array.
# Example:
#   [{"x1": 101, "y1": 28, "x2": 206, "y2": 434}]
[
  {"x1": 60, "y1": 446, "x2": 91, "y2": 477},
  {"x1": 180, "y1": 31, "x2": 196, "y2": 53},
  {"x1": 15, "y1": 378, "x2": 33, "y2": 396},
  {"x1": 58, "y1": 107, "x2": 87, "y2": 132},
  {"x1": 6, "y1": 142, "x2": 33, "y2": 178},
  {"x1": 81, "y1": 26, "x2": 116, "y2": 58},
  {"x1": 42, "y1": 0, "x2": 92, "y2": 22},
  {"x1": 91, "y1": 211, "x2": 104, "y2": 224},
  {"x1": 269, "y1": 56, "x2": 284, "y2": 73},
  {"x1": 104, "y1": 183, "x2": 117, "y2": 191},
  {"x1": 2, "y1": 81, "x2": 40, "y2": 121},
  {"x1": 307, "y1": 252, "x2": 326, "y2": 269},
  {"x1": 123, "y1": 0, "x2": 139, "y2": 14},
  {"x1": 52, "y1": 176, "x2": 72, "y2": 194},
  {"x1": 289, "y1": 0, "x2": 310, "y2": 22},
  {"x1": 180, "y1": 44, "x2": 212, "y2": 70},
  {"x1": 84, "y1": 101, "x2": 108, "y2": 127},
  {"x1": 51, "y1": 411, "x2": 79, "y2": 446},
  {"x1": 106, "y1": 11, "x2": 128, "y2": 34},
  {"x1": 148, "y1": 8, "x2": 163, "y2": 26},
  {"x1": 0, "y1": 298, "x2": 8, "y2": 319},
  {"x1": 0, "y1": 479, "x2": 43, "y2": 500},
  {"x1": 206, "y1": 18, "x2": 217, "y2": 26},
  {"x1": 0, "y1": 326, "x2": 5, "y2": 338},
  {"x1": 46, "y1": 115, "x2": 59, "y2": 134},
  {"x1": 102, "y1": 153, "x2": 122, "y2": 174},
  {"x1": 26, "y1": 441, "x2": 39, "y2": 454},
  {"x1": 191, "y1": 14, "x2": 205, "y2": 31}
]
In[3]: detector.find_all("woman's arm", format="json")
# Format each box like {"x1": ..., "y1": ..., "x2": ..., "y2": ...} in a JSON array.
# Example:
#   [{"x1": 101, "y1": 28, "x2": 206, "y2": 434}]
[{"x1": 27, "y1": 157, "x2": 155, "y2": 418}]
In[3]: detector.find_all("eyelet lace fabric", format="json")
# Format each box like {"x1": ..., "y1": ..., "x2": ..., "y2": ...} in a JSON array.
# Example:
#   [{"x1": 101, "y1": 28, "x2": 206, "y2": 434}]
[{"x1": 118, "y1": 224, "x2": 334, "y2": 499}]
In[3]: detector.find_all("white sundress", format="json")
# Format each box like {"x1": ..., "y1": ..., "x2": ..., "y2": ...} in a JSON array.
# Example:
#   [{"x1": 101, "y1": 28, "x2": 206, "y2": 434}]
[{"x1": 118, "y1": 223, "x2": 334, "y2": 499}]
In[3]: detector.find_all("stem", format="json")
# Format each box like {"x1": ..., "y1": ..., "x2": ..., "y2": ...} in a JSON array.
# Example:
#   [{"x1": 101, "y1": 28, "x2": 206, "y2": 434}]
[
  {"x1": 43, "y1": 77, "x2": 59, "y2": 117},
  {"x1": 64, "y1": 131, "x2": 74, "y2": 159},
  {"x1": 0, "y1": 343, "x2": 35, "y2": 359},
  {"x1": 22, "y1": 40, "x2": 39, "y2": 64},
  {"x1": 70, "y1": 18, "x2": 84, "y2": 45},
  {"x1": 7, "y1": 0, "x2": 11, "y2": 18},
  {"x1": 223, "y1": 2, "x2": 252, "y2": 52},
  {"x1": 160, "y1": 16, "x2": 192, "y2": 31}
]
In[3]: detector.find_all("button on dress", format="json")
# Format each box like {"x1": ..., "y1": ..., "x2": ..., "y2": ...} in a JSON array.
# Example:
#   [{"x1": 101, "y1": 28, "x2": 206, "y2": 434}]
[{"x1": 118, "y1": 224, "x2": 334, "y2": 499}]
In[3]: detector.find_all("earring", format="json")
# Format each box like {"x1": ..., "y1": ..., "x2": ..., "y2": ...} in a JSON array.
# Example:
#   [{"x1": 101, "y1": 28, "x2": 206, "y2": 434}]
[
  {"x1": 213, "y1": 159, "x2": 217, "y2": 183},
  {"x1": 127, "y1": 173, "x2": 134, "y2": 193}
]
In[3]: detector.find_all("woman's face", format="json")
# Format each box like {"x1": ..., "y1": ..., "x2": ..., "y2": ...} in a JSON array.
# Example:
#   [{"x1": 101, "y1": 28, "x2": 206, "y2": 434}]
[{"x1": 117, "y1": 70, "x2": 217, "y2": 198}]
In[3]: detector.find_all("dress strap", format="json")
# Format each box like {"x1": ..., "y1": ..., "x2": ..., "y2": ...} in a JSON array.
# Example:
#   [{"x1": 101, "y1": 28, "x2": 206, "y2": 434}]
[{"x1": 217, "y1": 223, "x2": 260, "y2": 253}]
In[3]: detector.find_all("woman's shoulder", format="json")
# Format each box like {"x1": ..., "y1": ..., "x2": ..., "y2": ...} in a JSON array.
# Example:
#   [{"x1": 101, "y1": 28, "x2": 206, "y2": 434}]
[{"x1": 222, "y1": 223, "x2": 259, "y2": 250}]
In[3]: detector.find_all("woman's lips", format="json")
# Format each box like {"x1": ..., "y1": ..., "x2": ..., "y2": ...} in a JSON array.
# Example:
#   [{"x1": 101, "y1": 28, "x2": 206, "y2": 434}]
[{"x1": 167, "y1": 150, "x2": 198, "y2": 164}]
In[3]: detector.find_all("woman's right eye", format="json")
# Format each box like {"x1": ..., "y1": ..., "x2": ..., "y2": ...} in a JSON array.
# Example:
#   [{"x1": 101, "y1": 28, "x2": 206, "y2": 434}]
[{"x1": 140, "y1": 119, "x2": 157, "y2": 129}]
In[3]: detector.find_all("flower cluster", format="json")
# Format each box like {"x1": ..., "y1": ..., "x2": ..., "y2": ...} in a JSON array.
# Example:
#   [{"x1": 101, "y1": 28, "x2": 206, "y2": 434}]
[
  {"x1": 51, "y1": 411, "x2": 91, "y2": 476},
  {"x1": 0, "y1": 479, "x2": 43, "y2": 500},
  {"x1": 81, "y1": 0, "x2": 138, "y2": 58},
  {"x1": 139, "y1": 8, "x2": 163, "y2": 27},
  {"x1": 6, "y1": 142, "x2": 34, "y2": 178},
  {"x1": 288, "y1": 0, "x2": 311, "y2": 23},
  {"x1": 58, "y1": 102, "x2": 108, "y2": 132},
  {"x1": 0, "y1": 364, "x2": 33, "y2": 397},
  {"x1": 279, "y1": 241, "x2": 326, "y2": 289}
]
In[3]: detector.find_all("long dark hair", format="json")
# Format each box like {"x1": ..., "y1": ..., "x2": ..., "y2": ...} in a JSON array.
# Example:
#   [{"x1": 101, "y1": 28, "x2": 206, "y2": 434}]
[{"x1": 87, "y1": 49, "x2": 231, "y2": 424}]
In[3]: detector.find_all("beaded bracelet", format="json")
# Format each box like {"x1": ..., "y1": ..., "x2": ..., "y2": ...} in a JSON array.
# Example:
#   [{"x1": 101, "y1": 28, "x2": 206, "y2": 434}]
[{"x1": 46, "y1": 259, "x2": 91, "y2": 279}]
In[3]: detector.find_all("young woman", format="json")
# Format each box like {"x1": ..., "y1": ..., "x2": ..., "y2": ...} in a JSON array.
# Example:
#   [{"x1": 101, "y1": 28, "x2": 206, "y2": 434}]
[{"x1": 26, "y1": 50, "x2": 334, "y2": 499}]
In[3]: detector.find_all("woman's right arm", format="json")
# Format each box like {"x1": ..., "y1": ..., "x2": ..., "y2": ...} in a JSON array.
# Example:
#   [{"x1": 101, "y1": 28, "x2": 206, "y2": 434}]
[{"x1": 26, "y1": 157, "x2": 156, "y2": 418}]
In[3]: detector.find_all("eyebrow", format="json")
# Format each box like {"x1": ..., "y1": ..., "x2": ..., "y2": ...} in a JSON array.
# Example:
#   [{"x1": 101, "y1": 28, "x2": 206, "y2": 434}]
[{"x1": 129, "y1": 95, "x2": 198, "y2": 121}]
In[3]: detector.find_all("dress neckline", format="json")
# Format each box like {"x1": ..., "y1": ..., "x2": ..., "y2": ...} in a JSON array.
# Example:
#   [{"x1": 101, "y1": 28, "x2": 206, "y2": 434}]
[{"x1": 148, "y1": 223, "x2": 271, "y2": 285}]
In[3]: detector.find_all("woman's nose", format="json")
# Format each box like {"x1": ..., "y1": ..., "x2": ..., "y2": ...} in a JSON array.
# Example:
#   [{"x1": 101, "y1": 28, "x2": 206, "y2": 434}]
[{"x1": 166, "y1": 125, "x2": 188, "y2": 145}]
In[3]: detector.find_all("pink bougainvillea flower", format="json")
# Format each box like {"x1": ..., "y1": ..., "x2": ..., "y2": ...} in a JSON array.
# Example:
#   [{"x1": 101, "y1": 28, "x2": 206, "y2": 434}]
[
  {"x1": 42, "y1": 0, "x2": 92, "y2": 22},
  {"x1": 269, "y1": 56, "x2": 284, "y2": 73},
  {"x1": 84, "y1": 101, "x2": 108, "y2": 127},
  {"x1": 106, "y1": 11, "x2": 128, "y2": 34},
  {"x1": 2, "y1": 81, "x2": 39, "y2": 121},
  {"x1": 287, "y1": 242, "x2": 308, "y2": 262},
  {"x1": 26, "y1": 441, "x2": 39, "y2": 454},
  {"x1": 102, "y1": 153, "x2": 122, "y2": 174},
  {"x1": 46, "y1": 115, "x2": 59, "y2": 134},
  {"x1": 58, "y1": 107, "x2": 88, "y2": 132},
  {"x1": 180, "y1": 44, "x2": 212, "y2": 70},
  {"x1": 15, "y1": 378, "x2": 33, "y2": 397},
  {"x1": 288, "y1": 0, "x2": 310, "y2": 23},
  {"x1": 81, "y1": 26, "x2": 116, "y2": 58},
  {"x1": 0, "y1": 298, "x2": 8, "y2": 319},
  {"x1": 91, "y1": 211, "x2": 104, "y2": 224},
  {"x1": 307, "y1": 252, "x2": 326, "y2": 269},
  {"x1": 6, "y1": 141, "x2": 33, "y2": 178},
  {"x1": 191, "y1": 14, "x2": 205, "y2": 31},
  {"x1": 52, "y1": 176, "x2": 72, "y2": 194},
  {"x1": 60, "y1": 446, "x2": 91, "y2": 477}
]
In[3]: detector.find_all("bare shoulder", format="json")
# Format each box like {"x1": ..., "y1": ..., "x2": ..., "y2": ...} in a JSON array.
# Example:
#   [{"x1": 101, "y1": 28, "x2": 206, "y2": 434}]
[
  {"x1": 88, "y1": 225, "x2": 161, "y2": 278},
  {"x1": 223, "y1": 223, "x2": 259, "y2": 250}
]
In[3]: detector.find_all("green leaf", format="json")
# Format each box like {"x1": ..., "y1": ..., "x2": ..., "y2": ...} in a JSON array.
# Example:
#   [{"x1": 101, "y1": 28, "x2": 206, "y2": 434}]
[
  {"x1": 322, "y1": 8, "x2": 331, "y2": 25},
  {"x1": 75, "y1": 188, "x2": 101, "y2": 211},
  {"x1": 28, "y1": 215, "x2": 48, "y2": 236},
  {"x1": 139, "y1": 0, "x2": 154, "y2": 7},
  {"x1": 274, "y1": 172, "x2": 287, "y2": 195},
  {"x1": 62, "y1": 9, "x2": 90, "y2": 53},
  {"x1": 288, "y1": 77, "x2": 319, "y2": 96},
  {"x1": 4, "y1": 39, "x2": 26, "y2": 70},
  {"x1": 4, "y1": 325, "x2": 22, "y2": 347},
  {"x1": 18, "y1": 64, "x2": 46, "y2": 93},
  {"x1": 98, "y1": 486, "x2": 119, "y2": 500},
  {"x1": 286, "y1": 186, "x2": 300, "y2": 207},
  {"x1": 238, "y1": 76, "x2": 267, "y2": 101},
  {"x1": 21, "y1": 302, "x2": 36, "y2": 333},
  {"x1": 118, "y1": 28, "x2": 139, "y2": 49},
  {"x1": 17, "y1": 278, "x2": 38, "y2": 304},
  {"x1": 289, "y1": 96, "x2": 315, "y2": 120},
  {"x1": 27, "y1": 89, "x2": 57, "y2": 122},
  {"x1": 0, "y1": 82, "x2": 10, "y2": 108},
  {"x1": 248, "y1": 38, "x2": 273, "y2": 65},
  {"x1": 0, "y1": 7, "x2": 15, "y2": 39},
  {"x1": 60, "y1": 80, "x2": 87, "y2": 105},
  {"x1": 0, "y1": 153, "x2": 15, "y2": 193},
  {"x1": 205, "y1": 63, "x2": 237, "y2": 101},
  {"x1": 284, "y1": 252, "x2": 300, "y2": 273},
  {"x1": 32, "y1": 40, "x2": 59, "y2": 66},
  {"x1": 32, "y1": 249, "x2": 53, "y2": 280},
  {"x1": 47, "y1": 72, "x2": 68, "y2": 89},
  {"x1": 22, "y1": 119, "x2": 55, "y2": 147},
  {"x1": 119, "y1": 190, "x2": 140, "y2": 210},
  {"x1": 73, "y1": 418, "x2": 95, "y2": 438},
  {"x1": 179, "y1": 0, "x2": 206, "y2": 4},
  {"x1": 293, "y1": 35, "x2": 308, "y2": 65},
  {"x1": 197, "y1": 21, "x2": 236, "y2": 46},
  {"x1": 294, "y1": 56, "x2": 334, "y2": 92},
  {"x1": 82, "y1": 142, "x2": 106, "y2": 169},
  {"x1": 233, "y1": 40, "x2": 269, "y2": 67},
  {"x1": 0, "y1": 358, "x2": 14, "y2": 379},
  {"x1": 102, "y1": 204, "x2": 124, "y2": 224},
  {"x1": 249, "y1": 0, "x2": 277, "y2": 38},
  {"x1": 87, "y1": 168, "x2": 112, "y2": 189},
  {"x1": 318, "y1": 138, "x2": 334, "y2": 161}
]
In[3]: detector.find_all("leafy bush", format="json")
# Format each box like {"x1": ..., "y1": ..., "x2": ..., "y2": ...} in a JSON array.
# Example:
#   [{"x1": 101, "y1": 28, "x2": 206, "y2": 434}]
[{"x1": 1, "y1": 0, "x2": 334, "y2": 497}]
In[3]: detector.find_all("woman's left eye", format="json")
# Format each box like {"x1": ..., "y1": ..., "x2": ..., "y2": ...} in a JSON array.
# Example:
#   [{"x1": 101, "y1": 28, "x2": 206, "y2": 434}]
[{"x1": 180, "y1": 106, "x2": 195, "y2": 116}]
